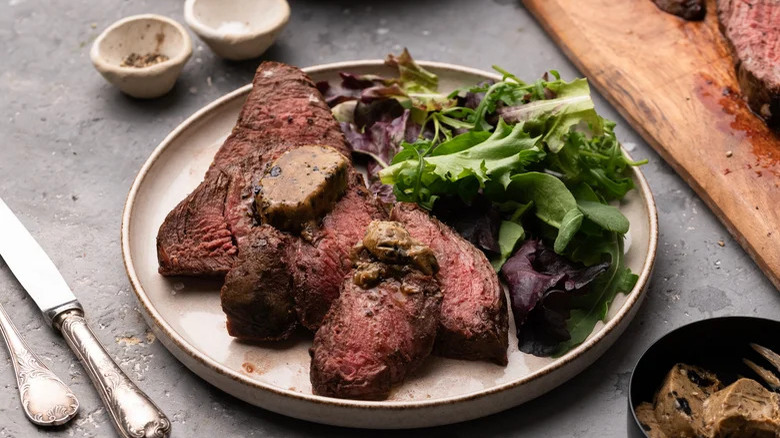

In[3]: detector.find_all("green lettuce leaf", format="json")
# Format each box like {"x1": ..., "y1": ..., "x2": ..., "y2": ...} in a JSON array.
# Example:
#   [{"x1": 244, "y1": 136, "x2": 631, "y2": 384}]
[
  {"x1": 499, "y1": 78, "x2": 603, "y2": 153},
  {"x1": 379, "y1": 120, "x2": 545, "y2": 205},
  {"x1": 385, "y1": 49, "x2": 454, "y2": 112}
]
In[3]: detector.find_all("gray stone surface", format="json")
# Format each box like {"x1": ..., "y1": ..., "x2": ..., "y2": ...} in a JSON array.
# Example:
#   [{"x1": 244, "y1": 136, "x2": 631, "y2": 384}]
[{"x1": 0, "y1": 0, "x2": 777, "y2": 436}]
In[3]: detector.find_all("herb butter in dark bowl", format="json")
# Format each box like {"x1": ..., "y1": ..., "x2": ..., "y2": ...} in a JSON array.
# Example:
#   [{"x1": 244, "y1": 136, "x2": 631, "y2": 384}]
[{"x1": 628, "y1": 316, "x2": 780, "y2": 438}]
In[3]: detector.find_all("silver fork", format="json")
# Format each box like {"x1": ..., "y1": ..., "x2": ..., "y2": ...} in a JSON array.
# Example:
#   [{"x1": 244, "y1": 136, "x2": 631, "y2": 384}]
[
  {"x1": 0, "y1": 302, "x2": 79, "y2": 425},
  {"x1": 743, "y1": 343, "x2": 780, "y2": 392}
]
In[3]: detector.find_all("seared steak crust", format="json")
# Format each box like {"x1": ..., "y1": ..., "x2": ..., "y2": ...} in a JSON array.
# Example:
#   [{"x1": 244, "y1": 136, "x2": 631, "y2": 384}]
[
  {"x1": 220, "y1": 225, "x2": 297, "y2": 341},
  {"x1": 717, "y1": 0, "x2": 780, "y2": 128},
  {"x1": 391, "y1": 203, "x2": 509, "y2": 365},
  {"x1": 157, "y1": 62, "x2": 350, "y2": 276},
  {"x1": 156, "y1": 171, "x2": 237, "y2": 276},
  {"x1": 221, "y1": 170, "x2": 385, "y2": 340}
]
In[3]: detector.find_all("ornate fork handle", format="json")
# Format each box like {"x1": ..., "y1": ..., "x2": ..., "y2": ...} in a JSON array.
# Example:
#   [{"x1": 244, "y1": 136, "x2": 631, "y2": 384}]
[
  {"x1": 54, "y1": 309, "x2": 171, "y2": 438},
  {"x1": 0, "y1": 303, "x2": 79, "y2": 426}
]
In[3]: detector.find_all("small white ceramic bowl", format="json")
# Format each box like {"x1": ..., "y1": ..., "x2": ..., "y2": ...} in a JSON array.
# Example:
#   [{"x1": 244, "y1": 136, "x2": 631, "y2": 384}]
[
  {"x1": 184, "y1": 0, "x2": 290, "y2": 61},
  {"x1": 91, "y1": 14, "x2": 192, "y2": 99}
]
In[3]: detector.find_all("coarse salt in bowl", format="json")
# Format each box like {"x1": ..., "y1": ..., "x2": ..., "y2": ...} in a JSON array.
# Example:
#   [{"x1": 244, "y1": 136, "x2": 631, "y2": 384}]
[{"x1": 184, "y1": 0, "x2": 290, "y2": 61}]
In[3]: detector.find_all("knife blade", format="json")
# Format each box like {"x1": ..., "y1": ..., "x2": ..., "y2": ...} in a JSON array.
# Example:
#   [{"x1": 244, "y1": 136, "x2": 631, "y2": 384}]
[
  {"x1": 0, "y1": 197, "x2": 171, "y2": 438},
  {"x1": 0, "y1": 198, "x2": 77, "y2": 317}
]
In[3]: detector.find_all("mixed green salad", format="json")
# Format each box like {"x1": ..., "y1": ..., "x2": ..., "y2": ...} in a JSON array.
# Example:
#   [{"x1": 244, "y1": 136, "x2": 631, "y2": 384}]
[{"x1": 317, "y1": 50, "x2": 647, "y2": 357}]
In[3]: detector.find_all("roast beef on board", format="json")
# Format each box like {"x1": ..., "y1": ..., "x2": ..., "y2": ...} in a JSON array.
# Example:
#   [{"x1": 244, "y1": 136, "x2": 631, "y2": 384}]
[
  {"x1": 651, "y1": 0, "x2": 706, "y2": 20},
  {"x1": 717, "y1": 0, "x2": 780, "y2": 129}
]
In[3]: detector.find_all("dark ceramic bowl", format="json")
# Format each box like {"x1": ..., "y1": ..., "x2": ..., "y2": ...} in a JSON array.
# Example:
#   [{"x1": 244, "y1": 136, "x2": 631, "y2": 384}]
[{"x1": 627, "y1": 316, "x2": 780, "y2": 438}]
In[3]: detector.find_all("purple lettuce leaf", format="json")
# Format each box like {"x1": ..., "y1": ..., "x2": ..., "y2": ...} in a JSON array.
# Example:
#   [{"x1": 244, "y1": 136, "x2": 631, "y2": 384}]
[
  {"x1": 340, "y1": 110, "x2": 420, "y2": 180},
  {"x1": 458, "y1": 80, "x2": 493, "y2": 110},
  {"x1": 316, "y1": 80, "x2": 360, "y2": 107},
  {"x1": 317, "y1": 72, "x2": 395, "y2": 107},
  {"x1": 341, "y1": 72, "x2": 385, "y2": 89},
  {"x1": 354, "y1": 99, "x2": 405, "y2": 128},
  {"x1": 360, "y1": 83, "x2": 407, "y2": 103},
  {"x1": 501, "y1": 240, "x2": 562, "y2": 325},
  {"x1": 340, "y1": 110, "x2": 420, "y2": 203},
  {"x1": 500, "y1": 239, "x2": 609, "y2": 356},
  {"x1": 369, "y1": 179, "x2": 396, "y2": 210},
  {"x1": 516, "y1": 289, "x2": 572, "y2": 357}
]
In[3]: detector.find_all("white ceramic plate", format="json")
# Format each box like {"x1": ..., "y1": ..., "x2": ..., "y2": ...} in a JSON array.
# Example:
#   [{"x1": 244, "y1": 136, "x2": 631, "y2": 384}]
[{"x1": 121, "y1": 60, "x2": 658, "y2": 429}]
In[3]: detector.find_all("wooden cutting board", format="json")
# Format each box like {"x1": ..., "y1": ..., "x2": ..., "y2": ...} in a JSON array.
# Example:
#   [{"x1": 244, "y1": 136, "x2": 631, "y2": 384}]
[{"x1": 523, "y1": 0, "x2": 779, "y2": 289}]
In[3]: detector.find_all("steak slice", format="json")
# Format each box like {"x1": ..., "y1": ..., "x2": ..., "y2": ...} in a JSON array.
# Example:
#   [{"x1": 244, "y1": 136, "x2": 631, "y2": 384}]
[
  {"x1": 157, "y1": 62, "x2": 350, "y2": 276},
  {"x1": 310, "y1": 221, "x2": 441, "y2": 400},
  {"x1": 290, "y1": 170, "x2": 387, "y2": 331},
  {"x1": 651, "y1": 0, "x2": 706, "y2": 20},
  {"x1": 391, "y1": 203, "x2": 509, "y2": 365},
  {"x1": 220, "y1": 225, "x2": 296, "y2": 342},
  {"x1": 221, "y1": 171, "x2": 384, "y2": 340},
  {"x1": 156, "y1": 171, "x2": 237, "y2": 276},
  {"x1": 717, "y1": 0, "x2": 780, "y2": 128}
]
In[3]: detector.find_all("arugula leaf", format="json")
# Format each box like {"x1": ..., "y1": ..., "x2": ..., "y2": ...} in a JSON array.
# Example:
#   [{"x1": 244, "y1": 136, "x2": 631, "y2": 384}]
[
  {"x1": 506, "y1": 172, "x2": 577, "y2": 228},
  {"x1": 470, "y1": 81, "x2": 527, "y2": 131},
  {"x1": 570, "y1": 182, "x2": 601, "y2": 203},
  {"x1": 554, "y1": 209, "x2": 583, "y2": 253},
  {"x1": 491, "y1": 220, "x2": 525, "y2": 271},
  {"x1": 546, "y1": 120, "x2": 646, "y2": 201},
  {"x1": 576, "y1": 200, "x2": 630, "y2": 234},
  {"x1": 552, "y1": 233, "x2": 638, "y2": 356}
]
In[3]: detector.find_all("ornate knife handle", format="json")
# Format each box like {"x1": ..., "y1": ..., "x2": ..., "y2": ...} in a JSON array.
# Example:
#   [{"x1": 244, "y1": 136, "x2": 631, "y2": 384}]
[
  {"x1": 54, "y1": 309, "x2": 171, "y2": 438},
  {"x1": 0, "y1": 303, "x2": 79, "y2": 426}
]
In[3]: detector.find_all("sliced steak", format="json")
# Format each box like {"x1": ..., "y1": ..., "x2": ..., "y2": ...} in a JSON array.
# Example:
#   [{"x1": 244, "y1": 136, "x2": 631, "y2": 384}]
[
  {"x1": 310, "y1": 221, "x2": 441, "y2": 400},
  {"x1": 156, "y1": 171, "x2": 237, "y2": 276},
  {"x1": 391, "y1": 203, "x2": 508, "y2": 365},
  {"x1": 651, "y1": 0, "x2": 706, "y2": 20},
  {"x1": 220, "y1": 225, "x2": 296, "y2": 341},
  {"x1": 222, "y1": 171, "x2": 384, "y2": 340},
  {"x1": 157, "y1": 62, "x2": 350, "y2": 276},
  {"x1": 290, "y1": 170, "x2": 387, "y2": 331},
  {"x1": 717, "y1": 0, "x2": 780, "y2": 128}
]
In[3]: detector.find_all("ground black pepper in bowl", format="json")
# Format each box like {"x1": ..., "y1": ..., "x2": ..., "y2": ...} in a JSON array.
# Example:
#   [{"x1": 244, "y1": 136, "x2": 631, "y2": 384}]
[{"x1": 120, "y1": 52, "x2": 169, "y2": 68}]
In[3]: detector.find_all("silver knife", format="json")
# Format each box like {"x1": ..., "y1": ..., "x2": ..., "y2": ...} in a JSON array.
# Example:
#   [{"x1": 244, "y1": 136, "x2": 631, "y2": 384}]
[{"x1": 0, "y1": 197, "x2": 171, "y2": 438}]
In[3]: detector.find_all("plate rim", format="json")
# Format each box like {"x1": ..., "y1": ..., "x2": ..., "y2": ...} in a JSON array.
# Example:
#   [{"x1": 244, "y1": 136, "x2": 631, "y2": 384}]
[{"x1": 121, "y1": 59, "x2": 659, "y2": 411}]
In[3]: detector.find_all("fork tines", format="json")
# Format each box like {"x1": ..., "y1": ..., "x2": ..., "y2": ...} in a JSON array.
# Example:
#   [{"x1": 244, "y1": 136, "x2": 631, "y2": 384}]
[{"x1": 744, "y1": 343, "x2": 780, "y2": 391}]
